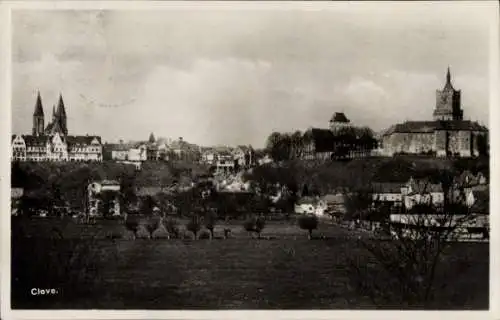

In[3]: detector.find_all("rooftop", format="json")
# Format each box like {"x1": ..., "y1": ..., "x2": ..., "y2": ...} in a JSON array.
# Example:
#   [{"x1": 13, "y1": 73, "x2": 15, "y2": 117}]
[
  {"x1": 330, "y1": 112, "x2": 350, "y2": 123},
  {"x1": 383, "y1": 120, "x2": 488, "y2": 136}
]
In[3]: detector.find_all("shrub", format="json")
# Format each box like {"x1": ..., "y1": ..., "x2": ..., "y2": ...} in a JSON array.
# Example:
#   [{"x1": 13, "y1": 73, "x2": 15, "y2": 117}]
[
  {"x1": 186, "y1": 216, "x2": 202, "y2": 239},
  {"x1": 255, "y1": 216, "x2": 266, "y2": 236},
  {"x1": 136, "y1": 225, "x2": 150, "y2": 239},
  {"x1": 198, "y1": 229, "x2": 211, "y2": 239},
  {"x1": 243, "y1": 216, "x2": 266, "y2": 239},
  {"x1": 243, "y1": 218, "x2": 256, "y2": 233},
  {"x1": 152, "y1": 224, "x2": 170, "y2": 239},
  {"x1": 223, "y1": 227, "x2": 232, "y2": 239},
  {"x1": 298, "y1": 215, "x2": 319, "y2": 239},
  {"x1": 145, "y1": 217, "x2": 161, "y2": 237},
  {"x1": 122, "y1": 230, "x2": 136, "y2": 240},
  {"x1": 124, "y1": 218, "x2": 139, "y2": 237},
  {"x1": 163, "y1": 217, "x2": 181, "y2": 239},
  {"x1": 105, "y1": 230, "x2": 123, "y2": 240},
  {"x1": 204, "y1": 211, "x2": 217, "y2": 239}
]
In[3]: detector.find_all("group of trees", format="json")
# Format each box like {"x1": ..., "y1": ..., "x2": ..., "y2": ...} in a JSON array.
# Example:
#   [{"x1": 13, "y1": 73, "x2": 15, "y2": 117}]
[
  {"x1": 265, "y1": 126, "x2": 378, "y2": 162},
  {"x1": 11, "y1": 160, "x2": 213, "y2": 216},
  {"x1": 122, "y1": 210, "x2": 321, "y2": 241}
]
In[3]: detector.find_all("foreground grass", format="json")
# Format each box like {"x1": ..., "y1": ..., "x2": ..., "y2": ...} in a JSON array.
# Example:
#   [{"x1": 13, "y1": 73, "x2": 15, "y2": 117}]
[{"x1": 11, "y1": 218, "x2": 489, "y2": 309}]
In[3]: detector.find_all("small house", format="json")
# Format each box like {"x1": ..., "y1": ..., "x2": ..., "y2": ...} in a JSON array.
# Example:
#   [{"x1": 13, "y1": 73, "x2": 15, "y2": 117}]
[
  {"x1": 322, "y1": 193, "x2": 347, "y2": 215},
  {"x1": 294, "y1": 196, "x2": 327, "y2": 217}
]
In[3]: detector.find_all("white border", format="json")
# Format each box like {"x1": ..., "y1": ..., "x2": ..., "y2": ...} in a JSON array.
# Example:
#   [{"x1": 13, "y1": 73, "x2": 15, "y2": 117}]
[
  {"x1": 1, "y1": 1, "x2": 498, "y2": 320},
  {"x1": 488, "y1": 1, "x2": 500, "y2": 318}
]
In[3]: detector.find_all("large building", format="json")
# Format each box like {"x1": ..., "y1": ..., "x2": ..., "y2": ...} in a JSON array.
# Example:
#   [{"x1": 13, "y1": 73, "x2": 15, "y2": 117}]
[
  {"x1": 380, "y1": 68, "x2": 488, "y2": 157},
  {"x1": 303, "y1": 112, "x2": 374, "y2": 160},
  {"x1": 11, "y1": 91, "x2": 103, "y2": 162}
]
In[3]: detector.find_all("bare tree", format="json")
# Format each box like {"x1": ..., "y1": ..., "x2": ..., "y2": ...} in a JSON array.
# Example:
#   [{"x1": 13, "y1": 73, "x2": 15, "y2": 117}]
[{"x1": 348, "y1": 178, "x2": 484, "y2": 308}]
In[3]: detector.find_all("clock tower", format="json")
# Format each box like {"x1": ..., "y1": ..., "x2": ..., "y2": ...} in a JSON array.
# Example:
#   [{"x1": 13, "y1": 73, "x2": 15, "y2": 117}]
[{"x1": 433, "y1": 67, "x2": 463, "y2": 121}]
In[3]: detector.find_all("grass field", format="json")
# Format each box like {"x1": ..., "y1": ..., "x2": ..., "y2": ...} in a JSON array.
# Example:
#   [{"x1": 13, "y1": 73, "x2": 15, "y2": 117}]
[{"x1": 11, "y1": 218, "x2": 489, "y2": 310}]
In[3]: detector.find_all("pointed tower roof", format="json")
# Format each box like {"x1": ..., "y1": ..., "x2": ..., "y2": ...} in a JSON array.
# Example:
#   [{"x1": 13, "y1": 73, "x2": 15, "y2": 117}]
[
  {"x1": 330, "y1": 112, "x2": 350, "y2": 123},
  {"x1": 56, "y1": 93, "x2": 67, "y2": 117},
  {"x1": 52, "y1": 105, "x2": 56, "y2": 117},
  {"x1": 148, "y1": 132, "x2": 156, "y2": 143},
  {"x1": 443, "y1": 66, "x2": 455, "y2": 91},
  {"x1": 33, "y1": 91, "x2": 44, "y2": 116}
]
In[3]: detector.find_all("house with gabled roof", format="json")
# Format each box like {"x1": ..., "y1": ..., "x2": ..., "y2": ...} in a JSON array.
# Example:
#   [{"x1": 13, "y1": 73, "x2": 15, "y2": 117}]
[
  {"x1": 232, "y1": 145, "x2": 255, "y2": 168},
  {"x1": 294, "y1": 196, "x2": 327, "y2": 217},
  {"x1": 372, "y1": 182, "x2": 405, "y2": 206},
  {"x1": 87, "y1": 180, "x2": 121, "y2": 217},
  {"x1": 402, "y1": 177, "x2": 444, "y2": 210}
]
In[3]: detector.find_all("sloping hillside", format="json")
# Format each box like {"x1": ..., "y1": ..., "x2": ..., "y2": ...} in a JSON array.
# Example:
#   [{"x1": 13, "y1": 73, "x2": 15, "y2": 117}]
[{"x1": 244, "y1": 156, "x2": 488, "y2": 194}]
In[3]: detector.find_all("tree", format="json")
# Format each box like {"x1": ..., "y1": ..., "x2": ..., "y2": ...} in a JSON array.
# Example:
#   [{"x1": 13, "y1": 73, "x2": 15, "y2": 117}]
[
  {"x1": 348, "y1": 181, "x2": 481, "y2": 308},
  {"x1": 163, "y1": 217, "x2": 181, "y2": 239},
  {"x1": 290, "y1": 130, "x2": 305, "y2": 159},
  {"x1": 125, "y1": 217, "x2": 139, "y2": 238},
  {"x1": 139, "y1": 195, "x2": 157, "y2": 215},
  {"x1": 186, "y1": 216, "x2": 202, "y2": 239},
  {"x1": 243, "y1": 216, "x2": 266, "y2": 239},
  {"x1": 144, "y1": 216, "x2": 161, "y2": 238},
  {"x1": 234, "y1": 159, "x2": 240, "y2": 173},
  {"x1": 298, "y1": 215, "x2": 319, "y2": 239},
  {"x1": 357, "y1": 127, "x2": 378, "y2": 153},
  {"x1": 301, "y1": 184, "x2": 310, "y2": 197},
  {"x1": 255, "y1": 216, "x2": 266, "y2": 238},
  {"x1": 266, "y1": 132, "x2": 293, "y2": 162},
  {"x1": 149, "y1": 132, "x2": 156, "y2": 144},
  {"x1": 244, "y1": 152, "x2": 251, "y2": 167},
  {"x1": 343, "y1": 186, "x2": 374, "y2": 221},
  {"x1": 302, "y1": 130, "x2": 313, "y2": 155},
  {"x1": 204, "y1": 211, "x2": 217, "y2": 239}
]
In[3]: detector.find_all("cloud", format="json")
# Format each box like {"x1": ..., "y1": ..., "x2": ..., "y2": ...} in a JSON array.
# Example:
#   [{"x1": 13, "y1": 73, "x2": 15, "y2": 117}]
[{"x1": 11, "y1": 6, "x2": 492, "y2": 147}]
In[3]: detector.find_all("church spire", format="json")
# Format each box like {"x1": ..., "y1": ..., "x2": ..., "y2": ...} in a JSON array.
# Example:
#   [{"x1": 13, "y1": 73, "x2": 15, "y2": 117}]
[
  {"x1": 33, "y1": 91, "x2": 44, "y2": 116},
  {"x1": 148, "y1": 132, "x2": 156, "y2": 143},
  {"x1": 32, "y1": 91, "x2": 45, "y2": 136},
  {"x1": 56, "y1": 93, "x2": 67, "y2": 117},
  {"x1": 56, "y1": 93, "x2": 68, "y2": 135},
  {"x1": 443, "y1": 66, "x2": 454, "y2": 90}
]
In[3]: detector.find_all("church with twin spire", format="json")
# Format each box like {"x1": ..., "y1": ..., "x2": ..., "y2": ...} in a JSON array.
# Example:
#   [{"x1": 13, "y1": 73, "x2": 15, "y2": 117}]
[
  {"x1": 32, "y1": 92, "x2": 68, "y2": 136},
  {"x1": 11, "y1": 91, "x2": 103, "y2": 162}
]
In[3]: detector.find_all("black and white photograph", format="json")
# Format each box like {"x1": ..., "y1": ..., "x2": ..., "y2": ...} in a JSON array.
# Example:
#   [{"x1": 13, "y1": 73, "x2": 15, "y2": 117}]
[{"x1": 1, "y1": 0, "x2": 498, "y2": 317}]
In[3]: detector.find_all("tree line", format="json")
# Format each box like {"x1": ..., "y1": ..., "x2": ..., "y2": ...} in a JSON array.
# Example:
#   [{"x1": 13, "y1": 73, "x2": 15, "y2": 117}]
[{"x1": 265, "y1": 126, "x2": 378, "y2": 162}]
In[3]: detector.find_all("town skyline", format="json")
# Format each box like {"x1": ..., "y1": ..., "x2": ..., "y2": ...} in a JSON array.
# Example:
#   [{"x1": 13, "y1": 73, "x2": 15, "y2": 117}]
[{"x1": 12, "y1": 4, "x2": 492, "y2": 148}]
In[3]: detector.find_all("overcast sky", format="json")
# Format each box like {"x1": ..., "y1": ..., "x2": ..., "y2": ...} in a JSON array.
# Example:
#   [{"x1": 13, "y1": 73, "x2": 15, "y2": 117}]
[{"x1": 11, "y1": 3, "x2": 493, "y2": 147}]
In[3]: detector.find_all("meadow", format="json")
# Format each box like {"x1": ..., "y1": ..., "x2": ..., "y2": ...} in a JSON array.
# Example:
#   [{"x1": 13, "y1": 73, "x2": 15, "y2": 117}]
[{"x1": 11, "y1": 217, "x2": 489, "y2": 310}]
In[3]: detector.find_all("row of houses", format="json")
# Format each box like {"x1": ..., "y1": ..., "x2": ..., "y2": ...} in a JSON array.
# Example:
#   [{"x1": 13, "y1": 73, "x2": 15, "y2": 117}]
[
  {"x1": 200, "y1": 145, "x2": 256, "y2": 173},
  {"x1": 294, "y1": 171, "x2": 489, "y2": 225},
  {"x1": 104, "y1": 136, "x2": 202, "y2": 169},
  {"x1": 105, "y1": 133, "x2": 258, "y2": 173},
  {"x1": 12, "y1": 132, "x2": 103, "y2": 162}
]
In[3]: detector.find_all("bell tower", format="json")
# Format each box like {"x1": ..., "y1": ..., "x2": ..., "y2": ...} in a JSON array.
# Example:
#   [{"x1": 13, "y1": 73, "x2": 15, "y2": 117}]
[{"x1": 433, "y1": 67, "x2": 463, "y2": 121}]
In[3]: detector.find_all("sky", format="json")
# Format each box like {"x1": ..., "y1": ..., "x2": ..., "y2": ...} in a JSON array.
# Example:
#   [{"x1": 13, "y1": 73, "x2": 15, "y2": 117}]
[{"x1": 11, "y1": 3, "x2": 493, "y2": 148}]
